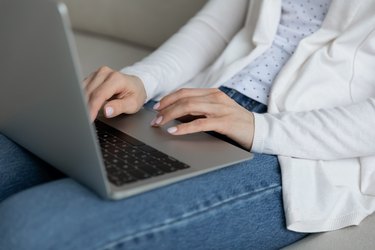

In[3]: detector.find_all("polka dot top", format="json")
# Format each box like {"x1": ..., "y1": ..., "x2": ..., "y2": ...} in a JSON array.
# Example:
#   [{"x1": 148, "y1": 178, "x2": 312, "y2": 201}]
[{"x1": 222, "y1": 0, "x2": 332, "y2": 105}]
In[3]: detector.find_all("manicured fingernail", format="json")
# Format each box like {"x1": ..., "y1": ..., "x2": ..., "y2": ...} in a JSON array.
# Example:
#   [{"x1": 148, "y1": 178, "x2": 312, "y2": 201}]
[
  {"x1": 155, "y1": 116, "x2": 163, "y2": 125},
  {"x1": 167, "y1": 127, "x2": 178, "y2": 134},
  {"x1": 150, "y1": 117, "x2": 157, "y2": 126},
  {"x1": 105, "y1": 107, "x2": 114, "y2": 117},
  {"x1": 153, "y1": 102, "x2": 160, "y2": 110}
]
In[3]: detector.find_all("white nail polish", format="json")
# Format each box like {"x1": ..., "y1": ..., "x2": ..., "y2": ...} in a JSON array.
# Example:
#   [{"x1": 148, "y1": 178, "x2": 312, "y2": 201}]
[
  {"x1": 167, "y1": 127, "x2": 177, "y2": 134},
  {"x1": 150, "y1": 117, "x2": 157, "y2": 126},
  {"x1": 105, "y1": 107, "x2": 114, "y2": 117},
  {"x1": 155, "y1": 116, "x2": 163, "y2": 125},
  {"x1": 153, "y1": 102, "x2": 160, "y2": 110}
]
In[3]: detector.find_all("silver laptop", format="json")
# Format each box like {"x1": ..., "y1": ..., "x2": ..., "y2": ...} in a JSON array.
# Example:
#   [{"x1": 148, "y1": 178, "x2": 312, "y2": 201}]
[{"x1": 0, "y1": 0, "x2": 252, "y2": 200}]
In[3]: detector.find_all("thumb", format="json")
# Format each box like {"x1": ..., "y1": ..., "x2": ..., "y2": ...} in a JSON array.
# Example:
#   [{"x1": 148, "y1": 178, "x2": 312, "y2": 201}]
[{"x1": 104, "y1": 97, "x2": 141, "y2": 118}]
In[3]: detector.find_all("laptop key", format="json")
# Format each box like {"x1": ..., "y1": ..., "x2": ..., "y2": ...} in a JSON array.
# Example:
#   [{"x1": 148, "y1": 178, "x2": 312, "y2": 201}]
[
  {"x1": 139, "y1": 145, "x2": 169, "y2": 160},
  {"x1": 108, "y1": 173, "x2": 136, "y2": 186},
  {"x1": 156, "y1": 163, "x2": 177, "y2": 173},
  {"x1": 135, "y1": 162, "x2": 163, "y2": 176},
  {"x1": 117, "y1": 173, "x2": 137, "y2": 184},
  {"x1": 126, "y1": 167, "x2": 151, "y2": 180},
  {"x1": 95, "y1": 120, "x2": 191, "y2": 185}
]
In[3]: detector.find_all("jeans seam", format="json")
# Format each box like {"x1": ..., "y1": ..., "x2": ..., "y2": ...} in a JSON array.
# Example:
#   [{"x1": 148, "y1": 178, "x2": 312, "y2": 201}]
[{"x1": 97, "y1": 184, "x2": 281, "y2": 250}]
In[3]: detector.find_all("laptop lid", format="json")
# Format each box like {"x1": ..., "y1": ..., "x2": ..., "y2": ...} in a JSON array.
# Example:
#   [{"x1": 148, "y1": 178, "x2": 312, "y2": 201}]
[{"x1": 0, "y1": 0, "x2": 110, "y2": 198}]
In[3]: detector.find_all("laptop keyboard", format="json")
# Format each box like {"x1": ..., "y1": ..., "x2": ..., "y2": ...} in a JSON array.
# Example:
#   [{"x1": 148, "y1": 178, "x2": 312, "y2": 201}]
[{"x1": 95, "y1": 120, "x2": 190, "y2": 186}]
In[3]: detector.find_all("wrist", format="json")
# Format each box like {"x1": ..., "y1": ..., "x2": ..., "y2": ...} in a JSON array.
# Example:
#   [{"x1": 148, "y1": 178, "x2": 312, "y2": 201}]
[
  {"x1": 248, "y1": 112, "x2": 255, "y2": 151},
  {"x1": 129, "y1": 75, "x2": 147, "y2": 104},
  {"x1": 120, "y1": 67, "x2": 159, "y2": 103}
]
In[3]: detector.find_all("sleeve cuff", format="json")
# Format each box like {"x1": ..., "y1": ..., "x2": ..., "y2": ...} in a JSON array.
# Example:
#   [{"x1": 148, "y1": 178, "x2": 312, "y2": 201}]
[
  {"x1": 120, "y1": 67, "x2": 160, "y2": 103},
  {"x1": 251, "y1": 112, "x2": 269, "y2": 154}
]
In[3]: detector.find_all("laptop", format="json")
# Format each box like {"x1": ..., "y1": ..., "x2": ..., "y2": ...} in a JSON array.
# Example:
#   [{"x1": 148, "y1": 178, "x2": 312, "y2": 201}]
[{"x1": 0, "y1": 0, "x2": 252, "y2": 200}]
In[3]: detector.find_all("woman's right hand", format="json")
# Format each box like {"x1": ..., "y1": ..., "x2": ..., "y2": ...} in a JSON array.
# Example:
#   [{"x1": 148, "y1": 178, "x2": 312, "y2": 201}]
[{"x1": 84, "y1": 66, "x2": 147, "y2": 122}]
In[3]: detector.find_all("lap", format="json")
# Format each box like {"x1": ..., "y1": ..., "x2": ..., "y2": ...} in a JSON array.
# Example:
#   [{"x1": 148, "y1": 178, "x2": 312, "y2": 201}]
[
  {"x1": 0, "y1": 134, "x2": 63, "y2": 202},
  {"x1": 0, "y1": 153, "x2": 306, "y2": 250}
]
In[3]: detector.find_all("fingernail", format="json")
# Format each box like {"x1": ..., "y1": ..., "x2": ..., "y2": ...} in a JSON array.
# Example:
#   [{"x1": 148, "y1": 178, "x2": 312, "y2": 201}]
[
  {"x1": 105, "y1": 107, "x2": 114, "y2": 117},
  {"x1": 167, "y1": 127, "x2": 178, "y2": 134},
  {"x1": 155, "y1": 116, "x2": 163, "y2": 125},
  {"x1": 150, "y1": 117, "x2": 157, "y2": 126},
  {"x1": 153, "y1": 102, "x2": 160, "y2": 110}
]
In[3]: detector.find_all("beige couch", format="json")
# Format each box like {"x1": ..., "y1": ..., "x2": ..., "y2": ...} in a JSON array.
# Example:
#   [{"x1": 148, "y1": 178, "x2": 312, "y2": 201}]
[
  {"x1": 62, "y1": 0, "x2": 375, "y2": 249},
  {"x1": 64, "y1": 0, "x2": 207, "y2": 77}
]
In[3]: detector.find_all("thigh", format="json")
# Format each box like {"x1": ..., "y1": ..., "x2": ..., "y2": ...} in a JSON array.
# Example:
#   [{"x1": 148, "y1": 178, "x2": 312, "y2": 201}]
[
  {"x1": 0, "y1": 134, "x2": 63, "y2": 202},
  {"x1": 0, "y1": 153, "x2": 307, "y2": 250}
]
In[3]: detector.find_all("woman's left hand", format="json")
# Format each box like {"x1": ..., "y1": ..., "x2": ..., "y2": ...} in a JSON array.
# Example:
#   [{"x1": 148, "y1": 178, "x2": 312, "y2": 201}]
[{"x1": 151, "y1": 88, "x2": 255, "y2": 150}]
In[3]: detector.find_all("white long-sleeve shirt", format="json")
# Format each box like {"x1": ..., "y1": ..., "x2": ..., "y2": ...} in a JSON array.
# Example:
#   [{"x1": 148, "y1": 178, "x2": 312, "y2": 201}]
[
  {"x1": 122, "y1": 0, "x2": 375, "y2": 232},
  {"x1": 222, "y1": 0, "x2": 332, "y2": 105}
]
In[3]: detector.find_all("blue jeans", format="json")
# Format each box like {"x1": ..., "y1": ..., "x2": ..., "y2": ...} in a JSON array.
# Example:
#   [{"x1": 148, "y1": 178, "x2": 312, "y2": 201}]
[{"x1": 0, "y1": 87, "x2": 307, "y2": 249}]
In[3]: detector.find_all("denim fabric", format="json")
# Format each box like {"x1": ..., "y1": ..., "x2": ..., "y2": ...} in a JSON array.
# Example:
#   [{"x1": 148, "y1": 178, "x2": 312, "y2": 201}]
[
  {"x1": 0, "y1": 135, "x2": 63, "y2": 202},
  {"x1": 219, "y1": 86, "x2": 268, "y2": 114},
  {"x1": 0, "y1": 87, "x2": 307, "y2": 249}
]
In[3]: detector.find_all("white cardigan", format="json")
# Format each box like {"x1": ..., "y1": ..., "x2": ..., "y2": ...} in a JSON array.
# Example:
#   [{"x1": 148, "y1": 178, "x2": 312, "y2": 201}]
[{"x1": 122, "y1": 0, "x2": 375, "y2": 233}]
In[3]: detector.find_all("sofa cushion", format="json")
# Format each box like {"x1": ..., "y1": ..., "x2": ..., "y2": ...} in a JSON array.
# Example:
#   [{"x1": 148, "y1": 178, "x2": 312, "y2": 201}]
[
  {"x1": 73, "y1": 31, "x2": 152, "y2": 77},
  {"x1": 63, "y1": 0, "x2": 207, "y2": 49},
  {"x1": 282, "y1": 212, "x2": 375, "y2": 250}
]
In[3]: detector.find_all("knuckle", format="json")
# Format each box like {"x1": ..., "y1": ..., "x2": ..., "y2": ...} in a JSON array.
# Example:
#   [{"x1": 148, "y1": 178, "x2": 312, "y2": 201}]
[
  {"x1": 214, "y1": 91, "x2": 227, "y2": 100},
  {"x1": 90, "y1": 88, "x2": 100, "y2": 98},
  {"x1": 97, "y1": 66, "x2": 111, "y2": 74},
  {"x1": 194, "y1": 119, "x2": 204, "y2": 127},
  {"x1": 178, "y1": 88, "x2": 189, "y2": 96},
  {"x1": 107, "y1": 71, "x2": 119, "y2": 81},
  {"x1": 90, "y1": 89, "x2": 103, "y2": 101},
  {"x1": 182, "y1": 99, "x2": 194, "y2": 111}
]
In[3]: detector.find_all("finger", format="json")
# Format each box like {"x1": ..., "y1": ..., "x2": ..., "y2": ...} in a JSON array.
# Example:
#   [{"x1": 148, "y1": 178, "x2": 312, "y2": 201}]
[
  {"x1": 154, "y1": 96, "x2": 223, "y2": 126},
  {"x1": 88, "y1": 75, "x2": 123, "y2": 121},
  {"x1": 167, "y1": 117, "x2": 224, "y2": 135},
  {"x1": 82, "y1": 71, "x2": 95, "y2": 88},
  {"x1": 104, "y1": 96, "x2": 141, "y2": 118},
  {"x1": 155, "y1": 88, "x2": 219, "y2": 111},
  {"x1": 85, "y1": 66, "x2": 112, "y2": 98}
]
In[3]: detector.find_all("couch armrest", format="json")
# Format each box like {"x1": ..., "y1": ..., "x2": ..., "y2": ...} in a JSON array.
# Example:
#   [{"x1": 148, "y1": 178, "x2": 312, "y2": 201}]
[{"x1": 61, "y1": 0, "x2": 207, "y2": 48}]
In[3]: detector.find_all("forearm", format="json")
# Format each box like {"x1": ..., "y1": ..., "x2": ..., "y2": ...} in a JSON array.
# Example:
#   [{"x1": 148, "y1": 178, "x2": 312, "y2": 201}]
[
  {"x1": 252, "y1": 98, "x2": 375, "y2": 160},
  {"x1": 121, "y1": 0, "x2": 248, "y2": 101}
]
